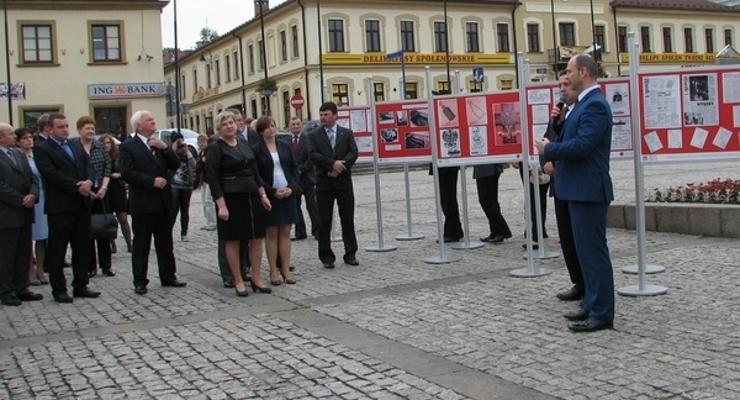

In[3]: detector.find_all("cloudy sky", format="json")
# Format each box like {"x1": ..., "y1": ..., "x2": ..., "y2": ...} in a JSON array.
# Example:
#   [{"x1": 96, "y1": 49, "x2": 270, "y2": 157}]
[{"x1": 160, "y1": 0, "x2": 289, "y2": 49}]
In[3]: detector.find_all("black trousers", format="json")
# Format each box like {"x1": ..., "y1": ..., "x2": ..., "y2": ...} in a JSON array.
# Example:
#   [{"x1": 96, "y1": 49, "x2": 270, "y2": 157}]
[
  {"x1": 47, "y1": 210, "x2": 91, "y2": 294},
  {"x1": 171, "y1": 188, "x2": 193, "y2": 237},
  {"x1": 295, "y1": 183, "x2": 319, "y2": 238},
  {"x1": 439, "y1": 168, "x2": 463, "y2": 239},
  {"x1": 518, "y1": 166, "x2": 548, "y2": 240},
  {"x1": 317, "y1": 189, "x2": 357, "y2": 263},
  {"x1": 218, "y1": 237, "x2": 249, "y2": 284},
  {"x1": 476, "y1": 174, "x2": 512, "y2": 237},
  {"x1": 0, "y1": 224, "x2": 31, "y2": 299},
  {"x1": 131, "y1": 211, "x2": 177, "y2": 287},
  {"x1": 554, "y1": 196, "x2": 584, "y2": 291},
  {"x1": 89, "y1": 197, "x2": 112, "y2": 273}
]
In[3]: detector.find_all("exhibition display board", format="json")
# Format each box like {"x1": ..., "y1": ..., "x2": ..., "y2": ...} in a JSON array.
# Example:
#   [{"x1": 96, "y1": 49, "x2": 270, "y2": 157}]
[
  {"x1": 337, "y1": 106, "x2": 374, "y2": 163},
  {"x1": 374, "y1": 100, "x2": 432, "y2": 164}
]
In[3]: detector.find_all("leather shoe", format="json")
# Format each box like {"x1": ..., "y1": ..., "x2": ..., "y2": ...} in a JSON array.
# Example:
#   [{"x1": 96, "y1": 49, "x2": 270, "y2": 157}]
[
  {"x1": 479, "y1": 234, "x2": 495, "y2": 242},
  {"x1": 291, "y1": 234, "x2": 307, "y2": 241},
  {"x1": 223, "y1": 281, "x2": 235, "y2": 288},
  {"x1": 53, "y1": 292, "x2": 74, "y2": 303},
  {"x1": 2, "y1": 296, "x2": 22, "y2": 306},
  {"x1": 134, "y1": 285, "x2": 148, "y2": 295},
  {"x1": 344, "y1": 257, "x2": 359, "y2": 266},
  {"x1": 162, "y1": 279, "x2": 187, "y2": 287},
  {"x1": 489, "y1": 234, "x2": 509, "y2": 244},
  {"x1": 73, "y1": 287, "x2": 101, "y2": 298},
  {"x1": 556, "y1": 286, "x2": 584, "y2": 301},
  {"x1": 568, "y1": 318, "x2": 613, "y2": 332},
  {"x1": 102, "y1": 270, "x2": 116, "y2": 277},
  {"x1": 564, "y1": 309, "x2": 589, "y2": 321},
  {"x1": 323, "y1": 261, "x2": 335, "y2": 269},
  {"x1": 88, "y1": 269, "x2": 97, "y2": 278},
  {"x1": 17, "y1": 290, "x2": 43, "y2": 301}
]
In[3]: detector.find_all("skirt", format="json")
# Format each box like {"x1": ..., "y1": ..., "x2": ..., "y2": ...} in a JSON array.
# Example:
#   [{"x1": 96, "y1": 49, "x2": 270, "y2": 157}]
[
  {"x1": 217, "y1": 192, "x2": 266, "y2": 241},
  {"x1": 107, "y1": 181, "x2": 129, "y2": 212},
  {"x1": 265, "y1": 193, "x2": 298, "y2": 227}
]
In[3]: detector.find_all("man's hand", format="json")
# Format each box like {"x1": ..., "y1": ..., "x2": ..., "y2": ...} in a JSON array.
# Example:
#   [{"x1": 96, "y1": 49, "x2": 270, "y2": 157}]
[
  {"x1": 153, "y1": 177, "x2": 167, "y2": 189},
  {"x1": 77, "y1": 180, "x2": 93, "y2": 197},
  {"x1": 543, "y1": 161, "x2": 555, "y2": 175},
  {"x1": 148, "y1": 138, "x2": 167, "y2": 150},
  {"x1": 534, "y1": 138, "x2": 550, "y2": 154},
  {"x1": 328, "y1": 170, "x2": 339, "y2": 178},
  {"x1": 22, "y1": 194, "x2": 36, "y2": 208},
  {"x1": 218, "y1": 206, "x2": 229, "y2": 221},
  {"x1": 550, "y1": 105, "x2": 563, "y2": 119},
  {"x1": 111, "y1": 172, "x2": 121, "y2": 179},
  {"x1": 332, "y1": 160, "x2": 346, "y2": 174},
  {"x1": 94, "y1": 187, "x2": 108, "y2": 199}
]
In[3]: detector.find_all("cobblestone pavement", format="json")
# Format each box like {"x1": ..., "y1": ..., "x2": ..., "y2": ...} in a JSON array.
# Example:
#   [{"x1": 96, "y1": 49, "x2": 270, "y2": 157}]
[{"x1": 1, "y1": 160, "x2": 738, "y2": 399}]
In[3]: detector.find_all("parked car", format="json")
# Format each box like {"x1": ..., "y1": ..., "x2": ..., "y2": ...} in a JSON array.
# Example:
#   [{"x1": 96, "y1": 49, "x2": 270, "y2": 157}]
[{"x1": 156, "y1": 128, "x2": 200, "y2": 153}]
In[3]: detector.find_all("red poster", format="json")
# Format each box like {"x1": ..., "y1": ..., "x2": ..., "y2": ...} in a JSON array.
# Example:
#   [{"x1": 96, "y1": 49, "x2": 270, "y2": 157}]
[
  {"x1": 375, "y1": 100, "x2": 432, "y2": 164},
  {"x1": 338, "y1": 106, "x2": 373, "y2": 163},
  {"x1": 432, "y1": 91, "x2": 522, "y2": 167},
  {"x1": 638, "y1": 67, "x2": 740, "y2": 162}
]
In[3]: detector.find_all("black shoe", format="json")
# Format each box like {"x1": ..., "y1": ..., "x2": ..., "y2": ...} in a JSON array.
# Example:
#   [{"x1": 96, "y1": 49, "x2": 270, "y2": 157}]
[
  {"x1": 564, "y1": 309, "x2": 589, "y2": 322},
  {"x1": 53, "y1": 292, "x2": 74, "y2": 303},
  {"x1": 134, "y1": 285, "x2": 148, "y2": 295},
  {"x1": 323, "y1": 261, "x2": 335, "y2": 269},
  {"x1": 16, "y1": 290, "x2": 43, "y2": 301},
  {"x1": 73, "y1": 287, "x2": 101, "y2": 298},
  {"x1": 556, "y1": 286, "x2": 584, "y2": 301},
  {"x1": 569, "y1": 318, "x2": 613, "y2": 333},
  {"x1": 291, "y1": 234, "x2": 307, "y2": 241},
  {"x1": 522, "y1": 242, "x2": 539, "y2": 250},
  {"x1": 2, "y1": 296, "x2": 22, "y2": 306},
  {"x1": 479, "y1": 234, "x2": 495, "y2": 242},
  {"x1": 490, "y1": 234, "x2": 510, "y2": 244},
  {"x1": 102, "y1": 270, "x2": 116, "y2": 277},
  {"x1": 162, "y1": 279, "x2": 187, "y2": 287},
  {"x1": 344, "y1": 257, "x2": 359, "y2": 266},
  {"x1": 234, "y1": 286, "x2": 249, "y2": 297},
  {"x1": 223, "y1": 281, "x2": 235, "y2": 288},
  {"x1": 289, "y1": 265, "x2": 295, "y2": 272},
  {"x1": 250, "y1": 282, "x2": 272, "y2": 294},
  {"x1": 88, "y1": 269, "x2": 97, "y2": 278}
]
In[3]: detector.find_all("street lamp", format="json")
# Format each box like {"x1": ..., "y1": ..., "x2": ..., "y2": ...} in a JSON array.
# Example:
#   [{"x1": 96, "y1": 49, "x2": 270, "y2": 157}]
[
  {"x1": 3, "y1": 0, "x2": 13, "y2": 124},
  {"x1": 254, "y1": 0, "x2": 271, "y2": 113}
]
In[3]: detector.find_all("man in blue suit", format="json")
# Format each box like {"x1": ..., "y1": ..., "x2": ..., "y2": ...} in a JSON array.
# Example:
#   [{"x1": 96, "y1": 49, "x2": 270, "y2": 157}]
[{"x1": 535, "y1": 54, "x2": 615, "y2": 333}]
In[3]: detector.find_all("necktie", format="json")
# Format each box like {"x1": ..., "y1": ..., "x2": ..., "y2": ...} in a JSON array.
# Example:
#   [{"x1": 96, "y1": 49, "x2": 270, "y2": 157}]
[
  {"x1": 60, "y1": 140, "x2": 75, "y2": 160},
  {"x1": 4, "y1": 149, "x2": 17, "y2": 168},
  {"x1": 327, "y1": 128, "x2": 335, "y2": 149},
  {"x1": 291, "y1": 135, "x2": 299, "y2": 155}
]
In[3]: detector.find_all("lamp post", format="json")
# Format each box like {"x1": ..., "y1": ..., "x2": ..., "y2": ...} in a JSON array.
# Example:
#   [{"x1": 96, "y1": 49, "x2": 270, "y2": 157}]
[
  {"x1": 443, "y1": 0, "x2": 450, "y2": 89},
  {"x1": 255, "y1": 0, "x2": 271, "y2": 114},
  {"x1": 3, "y1": 0, "x2": 13, "y2": 124},
  {"x1": 173, "y1": 0, "x2": 181, "y2": 134}
]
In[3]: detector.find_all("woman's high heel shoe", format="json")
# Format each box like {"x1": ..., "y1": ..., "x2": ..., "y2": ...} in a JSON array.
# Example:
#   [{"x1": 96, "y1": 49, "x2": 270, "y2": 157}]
[
  {"x1": 279, "y1": 269, "x2": 296, "y2": 285},
  {"x1": 250, "y1": 282, "x2": 272, "y2": 294},
  {"x1": 235, "y1": 285, "x2": 249, "y2": 297}
]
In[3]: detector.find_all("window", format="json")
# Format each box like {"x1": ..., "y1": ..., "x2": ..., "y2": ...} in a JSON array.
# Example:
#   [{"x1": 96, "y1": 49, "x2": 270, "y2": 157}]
[
  {"x1": 91, "y1": 24, "x2": 121, "y2": 62},
  {"x1": 663, "y1": 27, "x2": 673, "y2": 52},
  {"x1": 466, "y1": 22, "x2": 480, "y2": 53},
  {"x1": 282, "y1": 90, "x2": 290, "y2": 127},
  {"x1": 618, "y1": 26, "x2": 627, "y2": 53},
  {"x1": 497, "y1": 23, "x2": 510, "y2": 52},
  {"x1": 365, "y1": 20, "x2": 381, "y2": 52},
  {"x1": 225, "y1": 55, "x2": 231, "y2": 82},
  {"x1": 684, "y1": 27, "x2": 694, "y2": 53},
  {"x1": 180, "y1": 74, "x2": 186, "y2": 100},
  {"x1": 206, "y1": 63, "x2": 212, "y2": 89},
  {"x1": 436, "y1": 81, "x2": 450, "y2": 94},
  {"x1": 215, "y1": 59, "x2": 221, "y2": 85},
  {"x1": 248, "y1": 44, "x2": 255, "y2": 74},
  {"x1": 22, "y1": 107, "x2": 60, "y2": 131},
  {"x1": 250, "y1": 99, "x2": 258, "y2": 119},
  {"x1": 257, "y1": 40, "x2": 265, "y2": 70},
  {"x1": 193, "y1": 69, "x2": 198, "y2": 90},
  {"x1": 404, "y1": 82, "x2": 418, "y2": 99},
  {"x1": 594, "y1": 25, "x2": 605, "y2": 51},
  {"x1": 705, "y1": 28, "x2": 714, "y2": 53},
  {"x1": 328, "y1": 19, "x2": 345, "y2": 52},
  {"x1": 291, "y1": 25, "x2": 299, "y2": 58},
  {"x1": 499, "y1": 79, "x2": 514, "y2": 90},
  {"x1": 400, "y1": 20, "x2": 415, "y2": 52},
  {"x1": 559, "y1": 22, "x2": 575, "y2": 46},
  {"x1": 641, "y1": 26, "x2": 651, "y2": 52},
  {"x1": 527, "y1": 23, "x2": 540, "y2": 52},
  {"x1": 20, "y1": 24, "x2": 54, "y2": 64},
  {"x1": 469, "y1": 80, "x2": 483, "y2": 93},
  {"x1": 280, "y1": 30, "x2": 287, "y2": 61},
  {"x1": 373, "y1": 82, "x2": 385, "y2": 102},
  {"x1": 332, "y1": 83, "x2": 349, "y2": 106},
  {"x1": 233, "y1": 51, "x2": 239, "y2": 79},
  {"x1": 725, "y1": 29, "x2": 733, "y2": 46},
  {"x1": 434, "y1": 21, "x2": 447, "y2": 53}
]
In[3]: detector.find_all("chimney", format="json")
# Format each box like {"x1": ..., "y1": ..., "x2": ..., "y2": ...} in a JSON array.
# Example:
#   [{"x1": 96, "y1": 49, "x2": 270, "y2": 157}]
[{"x1": 254, "y1": 0, "x2": 269, "y2": 16}]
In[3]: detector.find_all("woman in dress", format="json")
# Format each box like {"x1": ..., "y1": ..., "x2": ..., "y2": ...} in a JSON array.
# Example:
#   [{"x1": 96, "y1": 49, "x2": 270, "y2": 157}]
[
  {"x1": 15, "y1": 128, "x2": 48, "y2": 285},
  {"x1": 253, "y1": 116, "x2": 298, "y2": 285},
  {"x1": 99, "y1": 134, "x2": 132, "y2": 253},
  {"x1": 205, "y1": 111, "x2": 272, "y2": 297}
]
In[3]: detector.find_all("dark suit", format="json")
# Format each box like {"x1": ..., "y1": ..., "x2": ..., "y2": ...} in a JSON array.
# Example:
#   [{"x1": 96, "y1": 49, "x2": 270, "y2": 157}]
[
  {"x1": 119, "y1": 135, "x2": 180, "y2": 287},
  {"x1": 0, "y1": 147, "x2": 38, "y2": 300},
  {"x1": 307, "y1": 125, "x2": 358, "y2": 263},
  {"x1": 430, "y1": 165, "x2": 463, "y2": 240},
  {"x1": 253, "y1": 139, "x2": 300, "y2": 196},
  {"x1": 473, "y1": 164, "x2": 511, "y2": 238},
  {"x1": 543, "y1": 87, "x2": 615, "y2": 323},
  {"x1": 282, "y1": 132, "x2": 318, "y2": 237},
  {"x1": 34, "y1": 138, "x2": 93, "y2": 295},
  {"x1": 542, "y1": 104, "x2": 584, "y2": 294}
]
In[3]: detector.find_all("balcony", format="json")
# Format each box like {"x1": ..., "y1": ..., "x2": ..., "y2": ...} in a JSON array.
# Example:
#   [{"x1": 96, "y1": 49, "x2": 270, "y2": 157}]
[{"x1": 192, "y1": 86, "x2": 220, "y2": 103}]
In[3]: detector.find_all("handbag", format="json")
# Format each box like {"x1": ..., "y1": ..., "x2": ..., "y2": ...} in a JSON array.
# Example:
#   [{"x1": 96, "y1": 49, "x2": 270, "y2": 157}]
[{"x1": 90, "y1": 199, "x2": 118, "y2": 240}]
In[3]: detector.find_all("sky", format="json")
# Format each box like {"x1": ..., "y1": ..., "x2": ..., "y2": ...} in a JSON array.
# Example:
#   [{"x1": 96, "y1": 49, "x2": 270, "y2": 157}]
[{"x1": 160, "y1": 0, "x2": 289, "y2": 50}]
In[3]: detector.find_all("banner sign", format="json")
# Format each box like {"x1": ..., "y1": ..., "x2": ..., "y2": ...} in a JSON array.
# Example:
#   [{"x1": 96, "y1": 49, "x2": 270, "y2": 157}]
[
  {"x1": 88, "y1": 82, "x2": 166, "y2": 100},
  {"x1": 337, "y1": 106, "x2": 373, "y2": 164},
  {"x1": 638, "y1": 66, "x2": 740, "y2": 162},
  {"x1": 375, "y1": 100, "x2": 432, "y2": 164},
  {"x1": 0, "y1": 82, "x2": 26, "y2": 101}
]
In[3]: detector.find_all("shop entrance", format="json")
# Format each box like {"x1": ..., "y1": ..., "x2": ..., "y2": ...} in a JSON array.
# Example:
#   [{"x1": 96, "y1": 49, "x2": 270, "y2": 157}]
[{"x1": 94, "y1": 106, "x2": 128, "y2": 141}]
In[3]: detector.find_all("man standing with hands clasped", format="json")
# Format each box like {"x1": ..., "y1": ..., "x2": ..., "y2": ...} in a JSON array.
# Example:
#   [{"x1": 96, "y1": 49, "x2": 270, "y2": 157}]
[
  {"x1": 535, "y1": 54, "x2": 615, "y2": 333},
  {"x1": 307, "y1": 102, "x2": 359, "y2": 269}
]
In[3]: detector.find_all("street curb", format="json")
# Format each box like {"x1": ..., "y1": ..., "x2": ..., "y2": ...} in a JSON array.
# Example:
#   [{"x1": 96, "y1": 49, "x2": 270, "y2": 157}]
[{"x1": 608, "y1": 202, "x2": 740, "y2": 238}]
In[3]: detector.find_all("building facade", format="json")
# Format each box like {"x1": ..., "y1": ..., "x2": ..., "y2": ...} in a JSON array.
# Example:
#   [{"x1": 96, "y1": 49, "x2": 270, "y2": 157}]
[
  {"x1": 0, "y1": 0, "x2": 169, "y2": 138},
  {"x1": 164, "y1": 0, "x2": 739, "y2": 133}
]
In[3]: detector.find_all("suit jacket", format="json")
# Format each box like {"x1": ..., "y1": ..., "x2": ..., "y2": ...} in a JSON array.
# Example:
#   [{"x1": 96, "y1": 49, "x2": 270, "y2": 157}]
[
  {"x1": 279, "y1": 133, "x2": 316, "y2": 187},
  {"x1": 543, "y1": 88, "x2": 614, "y2": 203},
  {"x1": 119, "y1": 135, "x2": 180, "y2": 215},
  {"x1": 34, "y1": 137, "x2": 92, "y2": 215},
  {"x1": 253, "y1": 139, "x2": 299, "y2": 198},
  {"x1": 307, "y1": 125, "x2": 358, "y2": 192},
  {"x1": 473, "y1": 163, "x2": 504, "y2": 180},
  {"x1": 0, "y1": 147, "x2": 38, "y2": 229}
]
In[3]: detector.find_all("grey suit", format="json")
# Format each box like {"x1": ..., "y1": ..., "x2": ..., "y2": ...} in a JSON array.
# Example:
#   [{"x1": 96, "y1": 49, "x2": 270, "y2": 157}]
[{"x1": 0, "y1": 147, "x2": 38, "y2": 300}]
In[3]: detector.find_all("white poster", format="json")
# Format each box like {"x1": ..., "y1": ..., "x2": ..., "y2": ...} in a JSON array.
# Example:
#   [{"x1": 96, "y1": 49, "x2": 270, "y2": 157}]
[
  {"x1": 531, "y1": 104, "x2": 551, "y2": 125},
  {"x1": 350, "y1": 110, "x2": 367, "y2": 132},
  {"x1": 734, "y1": 105, "x2": 740, "y2": 128},
  {"x1": 356, "y1": 137, "x2": 373, "y2": 153},
  {"x1": 644, "y1": 131, "x2": 663, "y2": 153},
  {"x1": 465, "y1": 97, "x2": 488, "y2": 126},
  {"x1": 643, "y1": 75, "x2": 682, "y2": 129},
  {"x1": 440, "y1": 129, "x2": 461, "y2": 158},
  {"x1": 468, "y1": 126, "x2": 488, "y2": 156},
  {"x1": 605, "y1": 82, "x2": 630, "y2": 116},
  {"x1": 337, "y1": 118, "x2": 350, "y2": 129},
  {"x1": 531, "y1": 124, "x2": 549, "y2": 145},
  {"x1": 682, "y1": 74, "x2": 719, "y2": 126},
  {"x1": 690, "y1": 127, "x2": 709, "y2": 149},
  {"x1": 527, "y1": 88, "x2": 551, "y2": 105},
  {"x1": 712, "y1": 127, "x2": 733, "y2": 149},
  {"x1": 611, "y1": 117, "x2": 632, "y2": 151},
  {"x1": 667, "y1": 130, "x2": 683, "y2": 149},
  {"x1": 723, "y1": 72, "x2": 740, "y2": 104}
]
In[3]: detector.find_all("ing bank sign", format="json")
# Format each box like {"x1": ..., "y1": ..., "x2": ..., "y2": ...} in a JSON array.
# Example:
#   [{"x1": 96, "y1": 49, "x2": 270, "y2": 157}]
[{"x1": 88, "y1": 83, "x2": 166, "y2": 100}]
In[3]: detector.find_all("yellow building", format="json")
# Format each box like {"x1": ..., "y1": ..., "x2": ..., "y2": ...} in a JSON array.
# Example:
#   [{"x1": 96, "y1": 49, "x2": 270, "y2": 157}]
[
  {"x1": 165, "y1": 0, "x2": 738, "y2": 132},
  {"x1": 0, "y1": 0, "x2": 169, "y2": 138}
]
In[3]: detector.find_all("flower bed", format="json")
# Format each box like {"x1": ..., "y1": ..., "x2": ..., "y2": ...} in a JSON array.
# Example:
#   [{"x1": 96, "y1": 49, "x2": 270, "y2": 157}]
[{"x1": 648, "y1": 178, "x2": 740, "y2": 204}]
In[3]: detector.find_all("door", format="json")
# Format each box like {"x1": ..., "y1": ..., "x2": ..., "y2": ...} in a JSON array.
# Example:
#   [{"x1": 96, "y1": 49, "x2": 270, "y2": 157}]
[{"x1": 94, "y1": 106, "x2": 128, "y2": 141}]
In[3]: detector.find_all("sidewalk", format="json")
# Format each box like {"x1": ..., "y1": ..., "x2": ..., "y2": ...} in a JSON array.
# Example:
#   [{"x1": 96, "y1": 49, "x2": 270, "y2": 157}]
[{"x1": 1, "y1": 160, "x2": 738, "y2": 399}]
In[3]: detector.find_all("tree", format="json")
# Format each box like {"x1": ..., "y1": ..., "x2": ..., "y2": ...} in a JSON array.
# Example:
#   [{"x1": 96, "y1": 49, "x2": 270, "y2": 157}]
[{"x1": 194, "y1": 27, "x2": 218, "y2": 48}]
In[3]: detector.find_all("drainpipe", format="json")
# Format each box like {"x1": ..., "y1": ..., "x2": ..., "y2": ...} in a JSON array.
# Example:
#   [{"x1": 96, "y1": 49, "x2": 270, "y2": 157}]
[{"x1": 297, "y1": 0, "x2": 311, "y2": 119}]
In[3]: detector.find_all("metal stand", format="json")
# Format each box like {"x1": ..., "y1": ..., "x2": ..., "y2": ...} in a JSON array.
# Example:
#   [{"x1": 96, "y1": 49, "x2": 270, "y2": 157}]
[
  {"x1": 424, "y1": 66, "x2": 460, "y2": 264},
  {"x1": 452, "y1": 166, "x2": 484, "y2": 250},
  {"x1": 396, "y1": 163, "x2": 425, "y2": 241},
  {"x1": 525, "y1": 164, "x2": 559, "y2": 259},
  {"x1": 510, "y1": 55, "x2": 552, "y2": 278},
  {"x1": 617, "y1": 32, "x2": 667, "y2": 296},
  {"x1": 621, "y1": 264, "x2": 666, "y2": 274}
]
